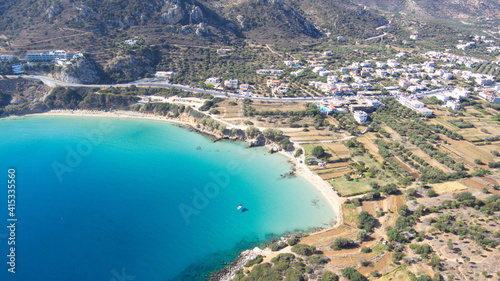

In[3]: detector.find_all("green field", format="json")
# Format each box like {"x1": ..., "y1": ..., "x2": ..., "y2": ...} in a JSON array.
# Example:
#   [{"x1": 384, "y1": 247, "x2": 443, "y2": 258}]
[{"x1": 329, "y1": 177, "x2": 375, "y2": 197}]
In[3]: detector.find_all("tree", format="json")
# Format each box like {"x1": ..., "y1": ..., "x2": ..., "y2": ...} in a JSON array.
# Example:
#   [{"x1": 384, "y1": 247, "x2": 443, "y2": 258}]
[
  {"x1": 454, "y1": 192, "x2": 475, "y2": 202},
  {"x1": 280, "y1": 138, "x2": 295, "y2": 151},
  {"x1": 387, "y1": 228, "x2": 407, "y2": 243},
  {"x1": 427, "y1": 188, "x2": 437, "y2": 197},
  {"x1": 332, "y1": 238, "x2": 356, "y2": 250},
  {"x1": 447, "y1": 239, "x2": 453, "y2": 251},
  {"x1": 263, "y1": 128, "x2": 284, "y2": 142},
  {"x1": 291, "y1": 244, "x2": 315, "y2": 256},
  {"x1": 322, "y1": 271, "x2": 339, "y2": 281},
  {"x1": 406, "y1": 188, "x2": 418, "y2": 198},
  {"x1": 245, "y1": 126, "x2": 260, "y2": 138},
  {"x1": 430, "y1": 254, "x2": 442, "y2": 270},
  {"x1": 357, "y1": 211, "x2": 376, "y2": 232},
  {"x1": 379, "y1": 183, "x2": 399, "y2": 195},
  {"x1": 356, "y1": 230, "x2": 368, "y2": 242},
  {"x1": 410, "y1": 244, "x2": 433, "y2": 259},
  {"x1": 311, "y1": 146, "x2": 325, "y2": 158},
  {"x1": 360, "y1": 247, "x2": 371, "y2": 253},
  {"x1": 392, "y1": 251, "x2": 405, "y2": 262},
  {"x1": 341, "y1": 267, "x2": 368, "y2": 281},
  {"x1": 308, "y1": 255, "x2": 330, "y2": 265},
  {"x1": 398, "y1": 205, "x2": 411, "y2": 216}
]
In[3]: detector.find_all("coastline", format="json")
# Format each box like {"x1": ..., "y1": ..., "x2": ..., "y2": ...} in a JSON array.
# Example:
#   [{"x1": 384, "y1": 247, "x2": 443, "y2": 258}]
[{"x1": 12, "y1": 109, "x2": 344, "y2": 280}]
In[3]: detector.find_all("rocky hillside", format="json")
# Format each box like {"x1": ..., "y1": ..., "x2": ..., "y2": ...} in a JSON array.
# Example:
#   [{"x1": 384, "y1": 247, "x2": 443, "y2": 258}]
[
  {"x1": 52, "y1": 56, "x2": 103, "y2": 84},
  {"x1": 0, "y1": 78, "x2": 52, "y2": 115},
  {"x1": 0, "y1": 0, "x2": 389, "y2": 50},
  {"x1": 353, "y1": 0, "x2": 500, "y2": 20}
]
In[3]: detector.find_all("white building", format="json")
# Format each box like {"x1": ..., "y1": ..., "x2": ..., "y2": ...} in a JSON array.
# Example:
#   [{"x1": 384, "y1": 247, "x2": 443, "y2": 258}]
[
  {"x1": 479, "y1": 90, "x2": 500, "y2": 103},
  {"x1": 476, "y1": 77, "x2": 494, "y2": 86},
  {"x1": 224, "y1": 79, "x2": 239, "y2": 88},
  {"x1": 205, "y1": 77, "x2": 221, "y2": 86},
  {"x1": 445, "y1": 100, "x2": 461, "y2": 110},
  {"x1": 312, "y1": 66, "x2": 326, "y2": 73},
  {"x1": 399, "y1": 79, "x2": 411, "y2": 88},
  {"x1": 318, "y1": 70, "x2": 331, "y2": 77},
  {"x1": 27, "y1": 50, "x2": 82, "y2": 62},
  {"x1": 123, "y1": 39, "x2": 138, "y2": 45},
  {"x1": 155, "y1": 71, "x2": 175, "y2": 79},
  {"x1": 353, "y1": 111, "x2": 369, "y2": 123},
  {"x1": 387, "y1": 59, "x2": 400, "y2": 68},
  {"x1": 0, "y1": 55, "x2": 14, "y2": 61},
  {"x1": 291, "y1": 70, "x2": 303, "y2": 76},
  {"x1": 416, "y1": 107, "x2": 433, "y2": 115},
  {"x1": 284, "y1": 60, "x2": 301, "y2": 68}
]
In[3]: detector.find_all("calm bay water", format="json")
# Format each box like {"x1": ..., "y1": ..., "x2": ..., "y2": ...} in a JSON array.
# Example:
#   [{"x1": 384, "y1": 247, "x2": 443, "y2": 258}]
[{"x1": 0, "y1": 116, "x2": 336, "y2": 281}]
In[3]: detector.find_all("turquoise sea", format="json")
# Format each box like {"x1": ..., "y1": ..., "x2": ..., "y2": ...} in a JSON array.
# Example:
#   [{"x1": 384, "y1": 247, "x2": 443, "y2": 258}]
[{"x1": 0, "y1": 116, "x2": 336, "y2": 281}]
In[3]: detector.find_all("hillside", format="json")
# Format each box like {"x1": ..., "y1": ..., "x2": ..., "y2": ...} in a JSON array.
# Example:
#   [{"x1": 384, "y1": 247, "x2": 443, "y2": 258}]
[
  {"x1": 353, "y1": 0, "x2": 500, "y2": 20},
  {"x1": 0, "y1": 0, "x2": 389, "y2": 53}
]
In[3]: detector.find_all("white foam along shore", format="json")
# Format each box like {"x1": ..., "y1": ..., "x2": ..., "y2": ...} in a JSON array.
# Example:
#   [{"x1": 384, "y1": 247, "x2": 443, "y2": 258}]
[{"x1": 17, "y1": 109, "x2": 344, "y2": 278}]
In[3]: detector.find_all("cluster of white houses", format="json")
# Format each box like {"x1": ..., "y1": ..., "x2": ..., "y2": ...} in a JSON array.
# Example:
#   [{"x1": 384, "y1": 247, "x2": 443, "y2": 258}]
[
  {"x1": 27, "y1": 50, "x2": 83, "y2": 64},
  {"x1": 0, "y1": 55, "x2": 14, "y2": 61},
  {"x1": 204, "y1": 77, "x2": 250, "y2": 94},
  {"x1": 0, "y1": 50, "x2": 83, "y2": 65},
  {"x1": 479, "y1": 86, "x2": 500, "y2": 103}
]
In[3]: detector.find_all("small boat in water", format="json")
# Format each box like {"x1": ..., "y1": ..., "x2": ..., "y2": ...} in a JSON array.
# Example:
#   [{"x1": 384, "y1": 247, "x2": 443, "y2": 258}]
[{"x1": 237, "y1": 204, "x2": 243, "y2": 210}]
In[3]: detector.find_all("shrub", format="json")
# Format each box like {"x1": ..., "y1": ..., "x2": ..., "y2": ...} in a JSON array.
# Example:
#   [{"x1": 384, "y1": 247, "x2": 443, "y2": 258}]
[
  {"x1": 357, "y1": 211, "x2": 376, "y2": 232},
  {"x1": 287, "y1": 237, "x2": 300, "y2": 246},
  {"x1": 360, "y1": 247, "x2": 371, "y2": 253},
  {"x1": 356, "y1": 230, "x2": 369, "y2": 242},
  {"x1": 311, "y1": 146, "x2": 325, "y2": 158},
  {"x1": 322, "y1": 271, "x2": 339, "y2": 281},
  {"x1": 341, "y1": 267, "x2": 368, "y2": 281},
  {"x1": 406, "y1": 188, "x2": 418, "y2": 197},
  {"x1": 371, "y1": 270, "x2": 380, "y2": 277},
  {"x1": 291, "y1": 244, "x2": 316, "y2": 256},
  {"x1": 392, "y1": 251, "x2": 405, "y2": 262},
  {"x1": 308, "y1": 255, "x2": 330, "y2": 265},
  {"x1": 332, "y1": 238, "x2": 356, "y2": 250},
  {"x1": 245, "y1": 255, "x2": 264, "y2": 267},
  {"x1": 410, "y1": 244, "x2": 433, "y2": 259},
  {"x1": 360, "y1": 260, "x2": 371, "y2": 267},
  {"x1": 271, "y1": 253, "x2": 295, "y2": 264},
  {"x1": 294, "y1": 149, "x2": 303, "y2": 157},
  {"x1": 427, "y1": 189, "x2": 437, "y2": 197},
  {"x1": 269, "y1": 242, "x2": 287, "y2": 251},
  {"x1": 379, "y1": 184, "x2": 399, "y2": 195}
]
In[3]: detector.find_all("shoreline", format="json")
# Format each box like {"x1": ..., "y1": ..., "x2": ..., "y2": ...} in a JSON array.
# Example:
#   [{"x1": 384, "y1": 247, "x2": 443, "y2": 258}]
[{"x1": 11, "y1": 109, "x2": 344, "y2": 280}]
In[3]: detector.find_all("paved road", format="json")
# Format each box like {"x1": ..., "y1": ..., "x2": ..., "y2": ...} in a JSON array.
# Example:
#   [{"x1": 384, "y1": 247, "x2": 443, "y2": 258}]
[
  {"x1": 9, "y1": 74, "x2": 451, "y2": 102},
  {"x1": 10, "y1": 75, "x2": 324, "y2": 102}
]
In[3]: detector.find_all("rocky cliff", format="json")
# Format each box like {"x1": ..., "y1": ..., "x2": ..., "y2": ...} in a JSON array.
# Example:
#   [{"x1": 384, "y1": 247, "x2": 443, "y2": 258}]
[
  {"x1": 52, "y1": 56, "x2": 102, "y2": 84},
  {"x1": 0, "y1": 78, "x2": 52, "y2": 115}
]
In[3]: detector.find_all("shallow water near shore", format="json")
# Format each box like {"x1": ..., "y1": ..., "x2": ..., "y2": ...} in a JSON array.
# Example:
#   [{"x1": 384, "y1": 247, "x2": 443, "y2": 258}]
[{"x1": 0, "y1": 115, "x2": 336, "y2": 281}]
